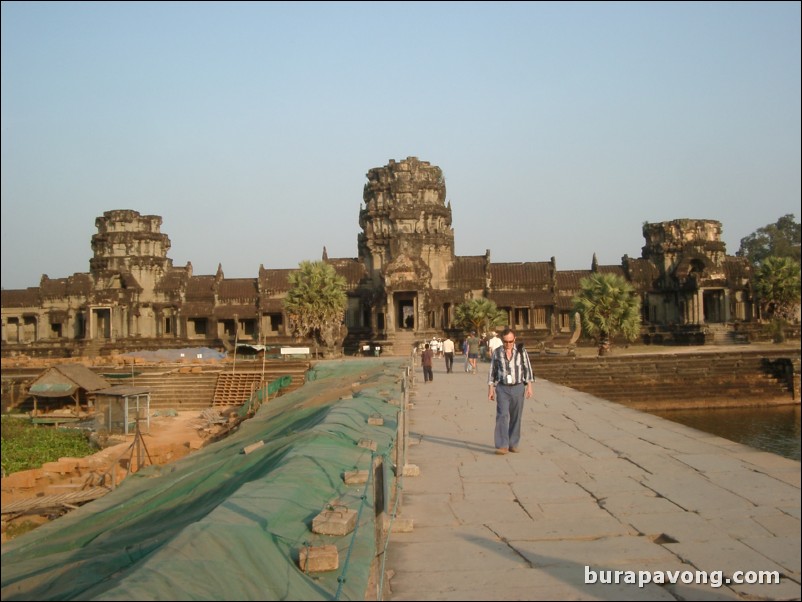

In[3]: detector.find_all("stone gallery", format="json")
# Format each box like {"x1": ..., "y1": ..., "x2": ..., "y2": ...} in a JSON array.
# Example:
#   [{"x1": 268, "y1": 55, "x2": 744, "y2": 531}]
[{"x1": 1, "y1": 157, "x2": 755, "y2": 356}]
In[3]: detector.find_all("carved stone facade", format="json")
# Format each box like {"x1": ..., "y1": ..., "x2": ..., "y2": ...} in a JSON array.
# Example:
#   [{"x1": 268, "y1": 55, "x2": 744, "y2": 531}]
[
  {"x1": 637, "y1": 219, "x2": 752, "y2": 326},
  {"x1": 1, "y1": 158, "x2": 758, "y2": 357}
]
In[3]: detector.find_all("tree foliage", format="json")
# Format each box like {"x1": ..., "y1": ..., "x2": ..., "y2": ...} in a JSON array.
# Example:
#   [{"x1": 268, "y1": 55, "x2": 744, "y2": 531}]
[
  {"x1": 283, "y1": 261, "x2": 347, "y2": 357},
  {"x1": 573, "y1": 273, "x2": 641, "y2": 352},
  {"x1": 737, "y1": 214, "x2": 801, "y2": 266},
  {"x1": 754, "y1": 256, "x2": 801, "y2": 322},
  {"x1": 454, "y1": 297, "x2": 507, "y2": 334}
]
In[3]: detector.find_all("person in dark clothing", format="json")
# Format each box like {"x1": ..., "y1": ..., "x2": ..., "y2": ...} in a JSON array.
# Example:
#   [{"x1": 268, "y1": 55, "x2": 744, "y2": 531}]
[{"x1": 421, "y1": 343, "x2": 434, "y2": 383}]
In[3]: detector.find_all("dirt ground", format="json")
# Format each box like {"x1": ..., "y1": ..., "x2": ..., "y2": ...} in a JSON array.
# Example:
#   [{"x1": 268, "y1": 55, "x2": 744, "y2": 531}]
[{"x1": 0, "y1": 409, "x2": 226, "y2": 543}]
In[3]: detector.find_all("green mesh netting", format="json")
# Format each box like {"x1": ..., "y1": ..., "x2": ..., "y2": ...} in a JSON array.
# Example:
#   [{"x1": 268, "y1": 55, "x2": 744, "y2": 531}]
[
  {"x1": 1, "y1": 359, "x2": 408, "y2": 601},
  {"x1": 238, "y1": 374, "x2": 295, "y2": 417}
]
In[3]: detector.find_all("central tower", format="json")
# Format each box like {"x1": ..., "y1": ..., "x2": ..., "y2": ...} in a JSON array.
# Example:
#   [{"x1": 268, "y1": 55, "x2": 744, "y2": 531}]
[{"x1": 357, "y1": 157, "x2": 455, "y2": 335}]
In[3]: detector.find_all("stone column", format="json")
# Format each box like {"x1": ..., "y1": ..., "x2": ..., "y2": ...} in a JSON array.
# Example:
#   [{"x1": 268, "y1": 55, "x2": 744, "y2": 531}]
[
  {"x1": 722, "y1": 290, "x2": 731, "y2": 323},
  {"x1": 697, "y1": 290, "x2": 705, "y2": 324},
  {"x1": 386, "y1": 295, "x2": 396, "y2": 335}
]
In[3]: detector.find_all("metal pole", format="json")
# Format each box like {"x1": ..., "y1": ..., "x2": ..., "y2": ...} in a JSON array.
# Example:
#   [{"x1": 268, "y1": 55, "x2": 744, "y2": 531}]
[
  {"x1": 232, "y1": 329, "x2": 238, "y2": 373},
  {"x1": 261, "y1": 331, "x2": 266, "y2": 385}
]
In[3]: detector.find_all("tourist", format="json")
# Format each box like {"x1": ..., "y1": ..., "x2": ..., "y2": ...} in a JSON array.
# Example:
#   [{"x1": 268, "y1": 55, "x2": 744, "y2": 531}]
[
  {"x1": 442, "y1": 336, "x2": 455, "y2": 373},
  {"x1": 487, "y1": 327, "x2": 534, "y2": 455},
  {"x1": 465, "y1": 331, "x2": 480, "y2": 374},
  {"x1": 421, "y1": 343, "x2": 434, "y2": 383},
  {"x1": 487, "y1": 331, "x2": 502, "y2": 357}
]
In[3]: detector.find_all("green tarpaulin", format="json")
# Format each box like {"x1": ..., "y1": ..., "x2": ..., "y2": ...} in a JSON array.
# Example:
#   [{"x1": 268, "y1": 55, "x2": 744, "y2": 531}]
[{"x1": 1, "y1": 359, "x2": 407, "y2": 601}]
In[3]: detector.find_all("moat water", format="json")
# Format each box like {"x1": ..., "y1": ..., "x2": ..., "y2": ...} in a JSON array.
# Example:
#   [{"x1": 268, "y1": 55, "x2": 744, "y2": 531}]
[{"x1": 650, "y1": 405, "x2": 801, "y2": 461}]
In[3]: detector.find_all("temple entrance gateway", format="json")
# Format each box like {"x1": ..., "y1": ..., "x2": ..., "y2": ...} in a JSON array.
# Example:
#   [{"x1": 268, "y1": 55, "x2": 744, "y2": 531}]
[
  {"x1": 703, "y1": 289, "x2": 726, "y2": 323},
  {"x1": 394, "y1": 294, "x2": 417, "y2": 330},
  {"x1": 90, "y1": 308, "x2": 112, "y2": 340}
]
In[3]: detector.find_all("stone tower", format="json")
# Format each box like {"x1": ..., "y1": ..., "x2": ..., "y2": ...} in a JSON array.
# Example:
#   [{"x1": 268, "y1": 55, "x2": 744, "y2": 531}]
[
  {"x1": 358, "y1": 157, "x2": 454, "y2": 286},
  {"x1": 357, "y1": 157, "x2": 456, "y2": 335},
  {"x1": 641, "y1": 219, "x2": 726, "y2": 287},
  {"x1": 89, "y1": 209, "x2": 173, "y2": 297}
]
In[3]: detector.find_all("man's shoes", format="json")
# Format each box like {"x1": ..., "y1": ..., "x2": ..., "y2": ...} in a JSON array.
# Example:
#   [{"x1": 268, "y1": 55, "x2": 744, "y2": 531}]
[
  {"x1": 509, "y1": 447, "x2": 519, "y2": 453},
  {"x1": 495, "y1": 447, "x2": 509, "y2": 455}
]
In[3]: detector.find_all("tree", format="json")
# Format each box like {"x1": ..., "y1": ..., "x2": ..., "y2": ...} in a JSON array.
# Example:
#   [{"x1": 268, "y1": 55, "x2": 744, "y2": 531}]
[
  {"x1": 573, "y1": 273, "x2": 641, "y2": 355},
  {"x1": 283, "y1": 261, "x2": 347, "y2": 358},
  {"x1": 454, "y1": 298, "x2": 507, "y2": 335},
  {"x1": 737, "y1": 214, "x2": 801, "y2": 266},
  {"x1": 754, "y1": 256, "x2": 801, "y2": 324}
]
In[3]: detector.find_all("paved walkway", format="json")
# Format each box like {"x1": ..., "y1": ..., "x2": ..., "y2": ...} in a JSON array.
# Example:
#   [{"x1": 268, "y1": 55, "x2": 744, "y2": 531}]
[{"x1": 385, "y1": 359, "x2": 801, "y2": 601}]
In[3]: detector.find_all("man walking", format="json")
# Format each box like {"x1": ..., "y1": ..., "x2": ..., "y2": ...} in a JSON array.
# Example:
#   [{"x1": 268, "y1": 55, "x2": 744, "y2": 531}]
[
  {"x1": 421, "y1": 343, "x2": 434, "y2": 384},
  {"x1": 487, "y1": 328, "x2": 534, "y2": 454},
  {"x1": 442, "y1": 336, "x2": 455, "y2": 373}
]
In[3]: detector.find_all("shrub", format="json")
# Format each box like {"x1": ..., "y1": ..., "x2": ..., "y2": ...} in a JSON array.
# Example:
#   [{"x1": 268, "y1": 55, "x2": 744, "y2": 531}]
[{"x1": 1, "y1": 416, "x2": 94, "y2": 476}]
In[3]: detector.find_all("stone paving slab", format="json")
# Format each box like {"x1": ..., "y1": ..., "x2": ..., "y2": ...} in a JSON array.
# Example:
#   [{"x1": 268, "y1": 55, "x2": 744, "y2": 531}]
[
  {"x1": 386, "y1": 365, "x2": 801, "y2": 601},
  {"x1": 640, "y1": 473, "x2": 763, "y2": 517},
  {"x1": 487, "y1": 513, "x2": 637, "y2": 542},
  {"x1": 510, "y1": 479, "x2": 590, "y2": 504},
  {"x1": 387, "y1": 565, "x2": 681, "y2": 601},
  {"x1": 623, "y1": 510, "x2": 717, "y2": 543},
  {"x1": 702, "y1": 470, "x2": 801, "y2": 507}
]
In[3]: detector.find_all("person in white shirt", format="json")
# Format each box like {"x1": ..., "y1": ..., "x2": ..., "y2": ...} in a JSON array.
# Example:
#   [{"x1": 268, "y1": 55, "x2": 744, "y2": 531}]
[
  {"x1": 487, "y1": 331, "x2": 502, "y2": 357},
  {"x1": 442, "y1": 336, "x2": 455, "y2": 373}
]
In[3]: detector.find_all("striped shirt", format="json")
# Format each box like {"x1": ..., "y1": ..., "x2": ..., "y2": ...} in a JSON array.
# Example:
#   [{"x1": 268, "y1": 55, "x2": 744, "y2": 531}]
[{"x1": 488, "y1": 344, "x2": 534, "y2": 386}]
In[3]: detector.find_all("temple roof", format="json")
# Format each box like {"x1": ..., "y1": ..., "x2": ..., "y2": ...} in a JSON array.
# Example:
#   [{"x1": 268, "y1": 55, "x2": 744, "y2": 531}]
[{"x1": 489, "y1": 262, "x2": 552, "y2": 288}]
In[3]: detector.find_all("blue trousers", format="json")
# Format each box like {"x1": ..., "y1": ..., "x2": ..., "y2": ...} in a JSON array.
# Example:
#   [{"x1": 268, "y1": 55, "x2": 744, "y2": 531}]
[{"x1": 495, "y1": 383, "x2": 524, "y2": 449}]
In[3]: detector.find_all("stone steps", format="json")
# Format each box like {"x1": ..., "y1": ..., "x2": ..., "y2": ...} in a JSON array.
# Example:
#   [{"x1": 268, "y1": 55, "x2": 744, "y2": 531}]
[
  {"x1": 106, "y1": 361, "x2": 310, "y2": 410},
  {"x1": 388, "y1": 331, "x2": 419, "y2": 357},
  {"x1": 533, "y1": 349, "x2": 798, "y2": 407}
]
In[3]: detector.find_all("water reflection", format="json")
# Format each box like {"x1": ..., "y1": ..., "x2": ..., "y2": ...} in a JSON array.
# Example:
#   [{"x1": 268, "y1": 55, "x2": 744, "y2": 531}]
[{"x1": 650, "y1": 405, "x2": 801, "y2": 461}]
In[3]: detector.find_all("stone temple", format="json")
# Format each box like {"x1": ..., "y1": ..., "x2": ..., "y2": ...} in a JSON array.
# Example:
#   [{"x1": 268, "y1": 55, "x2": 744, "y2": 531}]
[{"x1": 0, "y1": 157, "x2": 756, "y2": 357}]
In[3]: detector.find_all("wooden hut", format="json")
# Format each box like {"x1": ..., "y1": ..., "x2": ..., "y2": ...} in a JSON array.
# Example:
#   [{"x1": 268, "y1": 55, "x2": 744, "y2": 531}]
[{"x1": 28, "y1": 364, "x2": 110, "y2": 418}]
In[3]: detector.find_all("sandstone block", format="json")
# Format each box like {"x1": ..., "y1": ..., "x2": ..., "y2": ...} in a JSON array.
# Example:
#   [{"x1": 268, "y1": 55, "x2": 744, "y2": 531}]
[
  {"x1": 402, "y1": 464, "x2": 420, "y2": 477},
  {"x1": 41, "y1": 461, "x2": 63, "y2": 474},
  {"x1": 312, "y1": 506, "x2": 357, "y2": 536},
  {"x1": 384, "y1": 516, "x2": 414, "y2": 533},
  {"x1": 298, "y1": 545, "x2": 339, "y2": 572},
  {"x1": 343, "y1": 470, "x2": 369, "y2": 485},
  {"x1": 357, "y1": 438, "x2": 377, "y2": 451},
  {"x1": 1, "y1": 470, "x2": 38, "y2": 490},
  {"x1": 242, "y1": 440, "x2": 264, "y2": 455}
]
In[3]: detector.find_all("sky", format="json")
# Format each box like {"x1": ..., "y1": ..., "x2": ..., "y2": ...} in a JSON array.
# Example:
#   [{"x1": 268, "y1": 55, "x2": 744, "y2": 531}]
[{"x1": 1, "y1": 1, "x2": 800, "y2": 290}]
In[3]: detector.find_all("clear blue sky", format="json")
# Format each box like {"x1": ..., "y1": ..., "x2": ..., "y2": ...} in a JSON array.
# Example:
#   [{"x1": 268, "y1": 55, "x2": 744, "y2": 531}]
[{"x1": 2, "y1": 1, "x2": 799, "y2": 290}]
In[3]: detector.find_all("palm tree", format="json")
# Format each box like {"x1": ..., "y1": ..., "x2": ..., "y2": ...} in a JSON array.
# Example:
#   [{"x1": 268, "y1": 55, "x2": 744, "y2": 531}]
[
  {"x1": 454, "y1": 298, "x2": 507, "y2": 335},
  {"x1": 573, "y1": 273, "x2": 641, "y2": 355},
  {"x1": 754, "y1": 256, "x2": 801, "y2": 341},
  {"x1": 283, "y1": 261, "x2": 347, "y2": 358}
]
